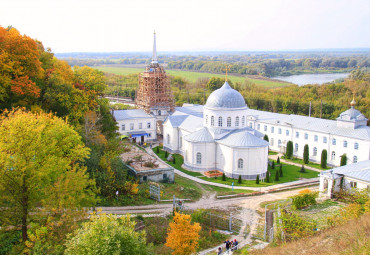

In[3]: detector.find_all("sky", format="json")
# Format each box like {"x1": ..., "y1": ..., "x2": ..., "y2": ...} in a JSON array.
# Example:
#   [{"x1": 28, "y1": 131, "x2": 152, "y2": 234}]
[{"x1": 1, "y1": 0, "x2": 369, "y2": 53}]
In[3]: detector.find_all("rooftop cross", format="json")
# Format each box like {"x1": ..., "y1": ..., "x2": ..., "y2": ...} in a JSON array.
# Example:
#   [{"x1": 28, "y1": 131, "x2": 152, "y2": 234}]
[
  {"x1": 223, "y1": 64, "x2": 231, "y2": 81},
  {"x1": 151, "y1": 30, "x2": 158, "y2": 64}
]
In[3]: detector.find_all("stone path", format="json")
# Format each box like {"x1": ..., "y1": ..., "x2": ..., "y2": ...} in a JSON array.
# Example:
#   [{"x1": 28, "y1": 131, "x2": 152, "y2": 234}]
[{"x1": 268, "y1": 153, "x2": 323, "y2": 173}]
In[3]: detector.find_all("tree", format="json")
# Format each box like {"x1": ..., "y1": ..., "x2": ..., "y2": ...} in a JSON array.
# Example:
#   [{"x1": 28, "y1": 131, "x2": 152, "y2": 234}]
[
  {"x1": 286, "y1": 141, "x2": 293, "y2": 159},
  {"x1": 165, "y1": 150, "x2": 168, "y2": 159},
  {"x1": 321, "y1": 149, "x2": 327, "y2": 169},
  {"x1": 256, "y1": 175, "x2": 260, "y2": 184},
  {"x1": 300, "y1": 165, "x2": 306, "y2": 173},
  {"x1": 165, "y1": 212, "x2": 201, "y2": 255},
  {"x1": 275, "y1": 169, "x2": 280, "y2": 181},
  {"x1": 280, "y1": 164, "x2": 283, "y2": 177},
  {"x1": 340, "y1": 154, "x2": 347, "y2": 166},
  {"x1": 265, "y1": 171, "x2": 270, "y2": 183},
  {"x1": 238, "y1": 175, "x2": 242, "y2": 184},
  {"x1": 303, "y1": 144, "x2": 309, "y2": 164},
  {"x1": 156, "y1": 146, "x2": 159, "y2": 153},
  {"x1": 277, "y1": 156, "x2": 280, "y2": 164},
  {"x1": 271, "y1": 160, "x2": 275, "y2": 169},
  {"x1": 206, "y1": 77, "x2": 224, "y2": 91},
  {"x1": 0, "y1": 109, "x2": 97, "y2": 242},
  {"x1": 73, "y1": 66, "x2": 107, "y2": 95},
  {"x1": 263, "y1": 134, "x2": 269, "y2": 142},
  {"x1": 173, "y1": 156, "x2": 176, "y2": 165},
  {"x1": 222, "y1": 173, "x2": 226, "y2": 181},
  {"x1": 65, "y1": 213, "x2": 150, "y2": 255}
]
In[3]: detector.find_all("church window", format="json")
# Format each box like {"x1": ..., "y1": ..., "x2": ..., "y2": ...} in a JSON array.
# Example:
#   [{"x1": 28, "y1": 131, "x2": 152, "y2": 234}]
[
  {"x1": 332, "y1": 138, "x2": 336, "y2": 145},
  {"x1": 139, "y1": 123, "x2": 142, "y2": 129},
  {"x1": 350, "y1": 181, "x2": 357, "y2": 188},
  {"x1": 147, "y1": 122, "x2": 151, "y2": 128},
  {"x1": 313, "y1": 147, "x2": 317, "y2": 156},
  {"x1": 304, "y1": 133, "x2": 308, "y2": 140},
  {"x1": 264, "y1": 125, "x2": 267, "y2": 131},
  {"x1": 242, "y1": 116, "x2": 245, "y2": 126},
  {"x1": 218, "y1": 116, "x2": 223, "y2": 127},
  {"x1": 271, "y1": 127, "x2": 274, "y2": 133},
  {"x1": 122, "y1": 124, "x2": 125, "y2": 131},
  {"x1": 295, "y1": 143, "x2": 298, "y2": 152},
  {"x1": 286, "y1": 130, "x2": 289, "y2": 136},
  {"x1": 235, "y1": 117, "x2": 239, "y2": 127},
  {"x1": 331, "y1": 151, "x2": 335, "y2": 161},
  {"x1": 354, "y1": 142, "x2": 358, "y2": 150},
  {"x1": 344, "y1": 140, "x2": 347, "y2": 148},
  {"x1": 167, "y1": 134, "x2": 170, "y2": 144},
  {"x1": 227, "y1": 117, "x2": 231, "y2": 127},
  {"x1": 249, "y1": 122, "x2": 252, "y2": 128},
  {"x1": 323, "y1": 137, "x2": 327, "y2": 143},
  {"x1": 278, "y1": 139, "x2": 282, "y2": 147},
  {"x1": 296, "y1": 132, "x2": 299, "y2": 138},
  {"x1": 211, "y1": 116, "x2": 215, "y2": 127},
  {"x1": 257, "y1": 124, "x2": 260, "y2": 130},
  {"x1": 158, "y1": 110, "x2": 161, "y2": 116},
  {"x1": 353, "y1": 155, "x2": 358, "y2": 163},
  {"x1": 314, "y1": 135, "x2": 318, "y2": 142},
  {"x1": 238, "y1": 159, "x2": 243, "y2": 169},
  {"x1": 130, "y1": 123, "x2": 134, "y2": 130},
  {"x1": 205, "y1": 115, "x2": 208, "y2": 124},
  {"x1": 270, "y1": 138, "x2": 274, "y2": 146},
  {"x1": 196, "y1": 152, "x2": 202, "y2": 164},
  {"x1": 278, "y1": 128, "x2": 282, "y2": 134}
]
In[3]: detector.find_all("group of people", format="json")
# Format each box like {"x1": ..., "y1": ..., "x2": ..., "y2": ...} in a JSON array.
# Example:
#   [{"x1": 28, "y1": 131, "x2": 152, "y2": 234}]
[{"x1": 217, "y1": 239, "x2": 238, "y2": 254}]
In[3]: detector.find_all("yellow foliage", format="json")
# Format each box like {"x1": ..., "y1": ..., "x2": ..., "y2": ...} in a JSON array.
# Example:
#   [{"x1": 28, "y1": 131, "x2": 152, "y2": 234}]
[
  {"x1": 340, "y1": 203, "x2": 362, "y2": 220},
  {"x1": 364, "y1": 200, "x2": 370, "y2": 213},
  {"x1": 165, "y1": 212, "x2": 201, "y2": 255},
  {"x1": 298, "y1": 188, "x2": 312, "y2": 194}
]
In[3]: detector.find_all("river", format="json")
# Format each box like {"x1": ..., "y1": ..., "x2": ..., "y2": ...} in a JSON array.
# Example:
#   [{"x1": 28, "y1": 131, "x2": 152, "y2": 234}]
[{"x1": 272, "y1": 73, "x2": 350, "y2": 86}]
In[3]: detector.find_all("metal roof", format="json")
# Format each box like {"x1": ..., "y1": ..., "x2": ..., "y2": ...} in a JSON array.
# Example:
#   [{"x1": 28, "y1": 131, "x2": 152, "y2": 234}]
[
  {"x1": 321, "y1": 160, "x2": 370, "y2": 182},
  {"x1": 205, "y1": 82, "x2": 247, "y2": 109},
  {"x1": 184, "y1": 128, "x2": 214, "y2": 143},
  {"x1": 217, "y1": 128, "x2": 269, "y2": 148},
  {"x1": 167, "y1": 115, "x2": 189, "y2": 127},
  {"x1": 113, "y1": 109, "x2": 154, "y2": 121}
]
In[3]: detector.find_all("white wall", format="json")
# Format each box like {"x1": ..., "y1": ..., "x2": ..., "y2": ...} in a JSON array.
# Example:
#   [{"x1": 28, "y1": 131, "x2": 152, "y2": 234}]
[
  {"x1": 116, "y1": 117, "x2": 156, "y2": 141},
  {"x1": 203, "y1": 107, "x2": 249, "y2": 130}
]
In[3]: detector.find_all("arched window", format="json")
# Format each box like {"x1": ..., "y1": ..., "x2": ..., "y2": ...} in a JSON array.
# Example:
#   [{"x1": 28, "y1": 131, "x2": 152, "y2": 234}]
[
  {"x1": 296, "y1": 132, "x2": 299, "y2": 138},
  {"x1": 354, "y1": 142, "x2": 358, "y2": 150},
  {"x1": 218, "y1": 116, "x2": 223, "y2": 127},
  {"x1": 278, "y1": 128, "x2": 282, "y2": 134},
  {"x1": 227, "y1": 117, "x2": 231, "y2": 127},
  {"x1": 313, "y1": 147, "x2": 317, "y2": 156},
  {"x1": 158, "y1": 110, "x2": 161, "y2": 116},
  {"x1": 278, "y1": 139, "x2": 282, "y2": 147},
  {"x1": 323, "y1": 137, "x2": 327, "y2": 143},
  {"x1": 271, "y1": 127, "x2": 274, "y2": 133},
  {"x1": 295, "y1": 143, "x2": 298, "y2": 152},
  {"x1": 257, "y1": 124, "x2": 260, "y2": 130},
  {"x1": 353, "y1": 156, "x2": 358, "y2": 163},
  {"x1": 205, "y1": 115, "x2": 208, "y2": 125},
  {"x1": 211, "y1": 116, "x2": 215, "y2": 127},
  {"x1": 304, "y1": 133, "x2": 308, "y2": 140},
  {"x1": 167, "y1": 134, "x2": 170, "y2": 144},
  {"x1": 286, "y1": 130, "x2": 289, "y2": 136},
  {"x1": 343, "y1": 140, "x2": 347, "y2": 148},
  {"x1": 314, "y1": 135, "x2": 318, "y2": 142},
  {"x1": 264, "y1": 125, "x2": 267, "y2": 131},
  {"x1": 271, "y1": 138, "x2": 274, "y2": 146},
  {"x1": 331, "y1": 151, "x2": 335, "y2": 161},
  {"x1": 242, "y1": 116, "x2": 245, "y2": 126},
  {"x1": 196, "y1": 152, "x2": 202, "y2": 164},
  {"x1": 332, "y1": 138, "x2": 336, "y2": 145},
  {"x1": 235, "y1": 117, "x2": 239, "y2": 127},
  {"x1": 249, "y1": 122, "x2": 252, "y2": 127},
  {"x1": 238, "y1": 158, "x2": 243, "y2": 169}
]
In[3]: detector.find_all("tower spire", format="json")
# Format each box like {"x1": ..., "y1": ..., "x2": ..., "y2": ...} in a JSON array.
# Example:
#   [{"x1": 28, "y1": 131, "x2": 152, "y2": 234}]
[{"x1": 151, "y1": 30, "x2": 158, "y2": 64}]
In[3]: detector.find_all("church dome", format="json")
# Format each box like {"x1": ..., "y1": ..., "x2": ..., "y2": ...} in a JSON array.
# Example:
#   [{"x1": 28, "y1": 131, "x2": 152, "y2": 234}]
[{"x1": 205, "y1": 81, "x2": 246, "y2": 109}]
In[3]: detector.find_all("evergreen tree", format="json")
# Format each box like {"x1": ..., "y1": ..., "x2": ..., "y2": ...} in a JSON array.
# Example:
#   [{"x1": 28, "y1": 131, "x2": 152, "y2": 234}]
[
  {"x1": 340, "y1": 154, "x2": 347, "y2": 166},
  {"x1": 238, "y1": 175, "x2": 242, "y2": 184},
  {"x1": 300, "y1": 165, "x2": 306, "y2": 173},
  {"x1": 286, "y1": 141, "x2": 293, "y2": 159},
  {"x1": 256, "y1": 175, "x2": 260, "y2": 184},
  {"x1": 274, "y1": 169, "x2": 279, "y2": 181},
  {"x1": 173, "y1": 156, "x2": 176, "y2": 165},
  {"x1": 280, "y1": 164, "x2": 283, "y2": 177},
  {"x1": 277, "y1": 156, "x2": 280, "y2": 164},
  {"x1": 165, "y1": 150, "x2": 168, "y2": 159},
  {"x1": 265, "y1": 171, "x2": 270, "y2": 183},
  {"x1": 271, "y1": 160, "x2": 275, "y2": 169},
  {"x1": 263, "y1": 134, "x2": 269, "y2": 142},
  {"x1": 156, "y1": 146, "x2": 159, "y2": 153},
  {"x1": 321, "y1": 149, "x2": 327, "y2": 169},
  {"x1": 303, "y1": 144, "x2": 309, "y2": 164},
  {"x1": 222, "y1": 173, "x2": 226, "y2": 181}
]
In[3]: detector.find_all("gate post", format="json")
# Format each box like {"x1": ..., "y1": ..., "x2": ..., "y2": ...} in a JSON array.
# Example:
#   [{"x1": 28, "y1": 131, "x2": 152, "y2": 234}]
[{"x1": 229, "y1": 213, "x2": 232, "y2": 232}]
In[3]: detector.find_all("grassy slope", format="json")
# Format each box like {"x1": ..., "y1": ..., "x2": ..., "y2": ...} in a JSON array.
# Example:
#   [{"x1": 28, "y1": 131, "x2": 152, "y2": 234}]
[
  {"x1": 249, "y1": 213, "x2": 370, "y2": 255},
  {"x1": 94, "y1": 66, "x2": 291, "y2": 88}
]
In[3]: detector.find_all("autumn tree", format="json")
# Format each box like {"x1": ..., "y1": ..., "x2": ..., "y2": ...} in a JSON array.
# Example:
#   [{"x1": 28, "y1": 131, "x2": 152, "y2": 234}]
[
  {"x1": 65, "y1": 213, "x2": 150, "y2": 255},
  {"x1": 165, "y1": 212, "x2": 201, "y2": 255},
  {"x1": 74, "y1": 66, "x2": 106, "y2": 95},
  {"x1": 0, "y1": 109, "x2": 97, "y2": 242}
]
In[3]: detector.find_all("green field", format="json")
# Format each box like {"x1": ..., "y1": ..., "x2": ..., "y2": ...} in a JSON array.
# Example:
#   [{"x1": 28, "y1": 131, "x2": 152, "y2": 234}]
[{"x1": 95, "y1": 66, "x2": 292, "y2": 88}]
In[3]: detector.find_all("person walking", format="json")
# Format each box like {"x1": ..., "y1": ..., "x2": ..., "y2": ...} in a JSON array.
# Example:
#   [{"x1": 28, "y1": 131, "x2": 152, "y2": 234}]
[
  {"x1": 224, "y1": 240, "x2": 230, "y2": 250},
  {"x1": 217, "y1": 247, "x2": 223, "y2": 255}
]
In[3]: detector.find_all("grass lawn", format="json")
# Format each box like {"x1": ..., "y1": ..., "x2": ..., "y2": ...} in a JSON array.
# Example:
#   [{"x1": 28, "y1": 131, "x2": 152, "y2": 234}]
[
  {"x1": 268, "y1": 151, "x2": 278, "y2": 155},
  {"x1": 282, "y1": 157, "x2": 331, "y2": 170},
  {"x1": 95, "y1": 66, "x2": 291, "y2": 88}
]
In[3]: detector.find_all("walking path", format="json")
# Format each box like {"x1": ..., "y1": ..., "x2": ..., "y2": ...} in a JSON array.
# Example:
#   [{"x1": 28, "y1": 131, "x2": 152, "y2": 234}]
[{"x1": 269, "y1": 153, "x2": 323, "y2": 172}]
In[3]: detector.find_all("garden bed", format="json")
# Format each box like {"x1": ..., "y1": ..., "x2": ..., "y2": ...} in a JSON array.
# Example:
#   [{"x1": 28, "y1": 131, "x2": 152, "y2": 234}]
[{"x1": 204, "y1": 170, "x2": 224, "y2": 177}]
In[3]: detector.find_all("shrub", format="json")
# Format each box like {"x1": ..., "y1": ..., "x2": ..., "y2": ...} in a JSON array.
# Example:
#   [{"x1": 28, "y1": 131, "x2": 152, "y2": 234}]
[
  {"x1": 303, "y1": 144, "x2": 309, "y2": 164},
  {"x1": 265, "y1": 171, "x2": 270, "y2": 183},
  {"x1": 279, "y1": 210, "x2": 316, "y2": 240},
  {"x1": 156, "y1": 146, "x2": 159, "y2": 153},
  {"x1": 165, "y1": 150, "x2": 168, "y2": 159},
  {"x1": 280, "y1": 164, "x2": 283, "y2": 177},
  {"x1": 264, "y1": 134, "x2": 269, "y2": 142},
  {"x1": 222, "y1": 173, "x2": 226, "y2": 181},
  {"x1": 321, "y1": 149, "x2": 327, "y2": 168},
  {"x1": 173, "y1": 156, "x2": 176, "y2": 164},
  {"x1": 340, "y1": 154, "x2": 347, "y2": 166},
  {"x1": 275, "y1": 169, "x2": 279, "y2": 181},
  {"x1": 271, "y1": 160, "x2": 275, "y2": 169},
  {"x1": 286, "y1": 141, "x2": 293, "y2": 159},
  {"x1": 291, "y1": 191, "x2": 318, "y2": 210},
  {"x1": 256, "y1": 175, "x2": 260, "y2": 184},
  {"x1": 238, "y1": 175, "x2": 242, "y2": 184},
  {"x1": 277, "y1": 156, "x2": 280, "y2": 164},
  {"x1": 300, "y1": 165, "x2": 305, "y2": 173}
]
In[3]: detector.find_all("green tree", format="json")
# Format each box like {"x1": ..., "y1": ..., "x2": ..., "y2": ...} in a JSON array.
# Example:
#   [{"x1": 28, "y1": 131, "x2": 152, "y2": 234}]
[
  {"x1": 280, "y1": 164, "x2": 283, "y2": 177},
  {"x1": 303, "y1": 144, "x2": 309, "y2": 164},
  {"x1": 265, "y1": 171, "x2": 270, "y2": 183},
  {"x1": 73, "y1": 66, "x2": 107, "y2": 95},
  {"x1": 0, "y1": 109, "x2": 97, "y2": 242},
  {"x1": 271, "y1": 160, "x2": 275, "y2": 169},
  {"x1": 321, "y1": 149, "x2": 327, "y2": 169},
  {"x1": 206, "y1": 77, "x2": 224, "y2": 91},
  {"x1": 286, "y1": 141, "x2": 293, "y2": 159},
  {"x1": 277, "y1": 156, "x2": 280, "y2": 164},
  {"x1": 165, "y1": 150, "x2": 168, "y2": 159},
  {"x1": 264, "y1": 134, "x2": 269, "y2": 142},
  {"x1": 65, "y1": 213, "x2": 150, "y2": 255},
  {"x1": 222, "y1": 173, "x2": 226, "y2": 181},
  {"x1": 300, "y1": 165, "x2": 306, "y2": 173},
  {"x1": 340, "y1": 154, "x2": 347, "y2": 166},
  {"x1": 275, "y1": 169, "x2": 280, "y2": 181},
  {"x1": 173, "y1": 156, "x2": 176, "y2": 164},
  {"x1": 256, "y1": 175, "x2": 260, "y2": 184},
  {"x1": 156, "y1": 146, "x2": 159, "y2": 153},
  {"x1": 238, "y1": 175, "x2": 242, "y2": 184}
]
